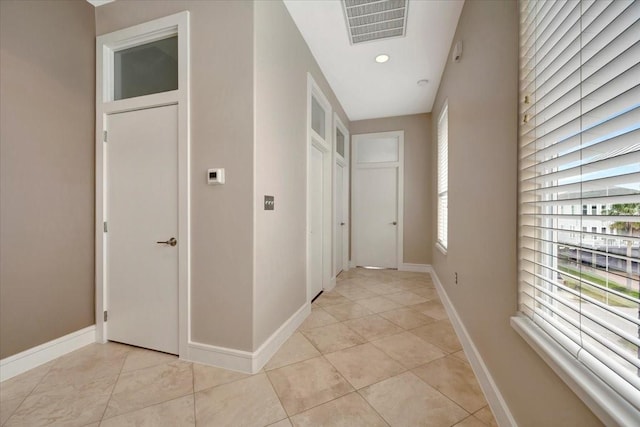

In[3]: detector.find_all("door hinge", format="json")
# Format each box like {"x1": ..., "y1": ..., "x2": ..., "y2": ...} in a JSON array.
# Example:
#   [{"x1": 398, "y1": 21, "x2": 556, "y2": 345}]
[
  {"x1": 103, "y1": 221, "x2": 108, "y2": 233},
  {"x1": 103, "y1": 130, "x2": 108, "y2": 142},
  {"x1": 103, "y1": 310, "x2": 108, "y2": 322}
]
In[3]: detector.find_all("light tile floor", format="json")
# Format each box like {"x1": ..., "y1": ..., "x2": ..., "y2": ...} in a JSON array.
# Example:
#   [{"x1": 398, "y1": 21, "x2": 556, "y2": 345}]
[{"x1": 0, "y1": 269, "x2": 498, "y2": 426}]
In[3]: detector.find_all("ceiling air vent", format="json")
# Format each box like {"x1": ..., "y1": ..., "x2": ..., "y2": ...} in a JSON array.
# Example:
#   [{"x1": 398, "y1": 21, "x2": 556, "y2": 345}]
[{"x1": 342, "y1": 0, "x2": 408, "y2": 45}]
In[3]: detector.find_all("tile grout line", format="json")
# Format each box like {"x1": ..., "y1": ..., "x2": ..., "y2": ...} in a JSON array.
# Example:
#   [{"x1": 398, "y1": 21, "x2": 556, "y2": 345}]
[
  {"x1": 100, "y1": 366, "x2": 195, "y2": 423},
  {"x1": 1, "y1": 345, "x2": 81, "y2": 426},
  {"x1": 191, "y1": 362, "x2": 196, "y2": 427},
  {"x1": 263, "y1": 368, "x2": 292, "y2": 423},
  {"x1": 98, "y1": 347, "x2": 131, "y2": 423}
]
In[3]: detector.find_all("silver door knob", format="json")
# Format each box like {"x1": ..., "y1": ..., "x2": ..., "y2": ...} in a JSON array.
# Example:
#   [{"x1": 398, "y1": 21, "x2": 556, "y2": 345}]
[
  {"x1": 391, "y1": 221, "x2": 397, "y2": 225},
  {"x1": 157, "y1": 237, "x2": 177, "y2": 246}
]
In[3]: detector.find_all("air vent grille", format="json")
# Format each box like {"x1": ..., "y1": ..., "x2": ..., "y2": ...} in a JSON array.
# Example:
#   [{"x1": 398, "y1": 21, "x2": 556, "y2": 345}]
[{"x1": 343, "y1": 0, "x2": 408, "y2": 44}]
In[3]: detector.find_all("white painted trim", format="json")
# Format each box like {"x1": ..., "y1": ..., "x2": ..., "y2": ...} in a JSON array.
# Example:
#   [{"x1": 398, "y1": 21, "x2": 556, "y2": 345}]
[
  {"x1": 186, "y1": 341, "x2": 253, "y2": 373},
  {"x1": 511, "y1": 316, "x2": 640, "y2": 426},
  {"x1": 326, "y1": 276, "x2": 337, "y2": 292},
  {"x1": 306, "y1": 74, "x2": 333, "y2": 303},
  {"x1": 0, "y1": 326, "x2": 96, "y2": 382},
  {"x1": 398, "y1": 263, "x2": 431, "y2": 273},
  {"x1": 95, "y1": 11, "x2": 190, "y2": 357},
  {"x1": 86, "y1": 0, "x2": 115, "y2": 7},
  {"x1": 252, "y1": 303, "x2": 310, "y2": 372},
  {"x1": 351, "y1": 131, "x2": 404, "y2": 269},
  {"x1": 430, "y1": 270, "x2": 517, "y2": 427},
  {"x1": 333, "y1": 113, "x2": 350, "y2": 275},
  {"x1": 185, "y1": 303, "x2": 310, "y2": 374}
]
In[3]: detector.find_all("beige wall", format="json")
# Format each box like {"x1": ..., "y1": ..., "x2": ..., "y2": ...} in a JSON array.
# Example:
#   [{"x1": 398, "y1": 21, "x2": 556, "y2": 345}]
[
  {"x1": 97, "y1": 1, "x2": 256, "y2": 351},
  {"x1": 350, "y1": 114, "x2": 432, "y2": 265},
  {"x1": 430, "y1": 1, "x2": 602, "y2": 426},
  {"x1": 0, "y1": 0, "x2": 96, "y2": 359},
  {"x1": 253, "y1": 0, "x2": 350, "y2": 348}
]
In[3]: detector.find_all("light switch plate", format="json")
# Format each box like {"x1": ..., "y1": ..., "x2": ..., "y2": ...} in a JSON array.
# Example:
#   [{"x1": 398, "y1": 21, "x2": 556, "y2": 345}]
[{"x1": 264, "y1": 195, "x2": 274, "y2": 210}]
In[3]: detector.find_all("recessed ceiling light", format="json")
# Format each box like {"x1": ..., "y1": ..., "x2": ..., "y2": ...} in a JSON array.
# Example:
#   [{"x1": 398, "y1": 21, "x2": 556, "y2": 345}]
[
  {"x1": 375, "y1": 54, "x2": 390, "y2": 63},
  {"x1": 417, "y1": 79, "x2": 429, "y2": 86}
]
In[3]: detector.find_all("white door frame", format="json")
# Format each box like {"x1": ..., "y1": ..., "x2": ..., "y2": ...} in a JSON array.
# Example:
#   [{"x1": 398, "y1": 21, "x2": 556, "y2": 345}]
[
  {"x1": 306, "y1": 74, "x2": 333, "y2": 300},
  {"x1": 351, "y1": 131, "x2": 404, "y2": 269},
  {"x1": 95, "y1": 12, "x2": 190, "y2": 357},
  {"x1": 333, "y1": 114, "x2": 349, "y2": 277}
]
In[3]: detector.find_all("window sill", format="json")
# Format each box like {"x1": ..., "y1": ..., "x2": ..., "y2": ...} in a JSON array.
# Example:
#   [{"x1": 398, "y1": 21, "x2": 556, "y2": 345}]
[
  {"x1": 435, "y1": 242, "x2": 447, "y2": 256},
  {"x1": 510, "y1": 315, "x2": 639, "y2": 426}
]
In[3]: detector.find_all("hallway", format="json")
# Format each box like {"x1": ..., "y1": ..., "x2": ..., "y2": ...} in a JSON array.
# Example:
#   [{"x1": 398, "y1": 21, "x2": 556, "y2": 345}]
[{"x1": 0, "y1": 269, "x2": 497, "y2": 426}]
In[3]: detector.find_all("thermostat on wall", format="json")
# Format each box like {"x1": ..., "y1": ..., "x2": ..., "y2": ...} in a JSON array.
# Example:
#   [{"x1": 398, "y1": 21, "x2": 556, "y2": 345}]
[{"x1": 207, "y1": 168, "x2": 225, "y2": 185}]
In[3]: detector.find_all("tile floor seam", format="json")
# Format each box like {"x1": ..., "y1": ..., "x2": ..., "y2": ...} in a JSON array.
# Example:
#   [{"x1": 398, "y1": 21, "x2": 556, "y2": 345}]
[
  {"x1": 2, "y1": 358, "x2": 58, "y2": 425},
  {"x1": 354, "y1": 389, "x2": 392, "y2": 427},
  {"x1": 190, "y1": 362, "x2": 196, "y2": 427},
  {"x1": 322, "y1": 347, "x2": 410, "y2": 392},
  {"x1": 102, "y1": 388, "x2": 195, "y2": 423},
  {"x1": 263, "y1": 370, "x2": 291, "y2": 426},
  {"x1": 407, "y1": 366, "x2": 474, "y2": 421},
  {"x1": 406, "y1": 327, "x2": 457, "y2": 355},
  {"x1": 97, "y1": 347, "x2": 130, "y2": 423}
]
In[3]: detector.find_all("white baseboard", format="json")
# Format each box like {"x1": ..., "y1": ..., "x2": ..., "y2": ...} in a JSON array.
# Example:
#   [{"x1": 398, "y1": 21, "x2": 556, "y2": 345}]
[
  {"x1": 430, "y1": 270, "x2": 517, "y2": 427},
  {"x1": 398, "y1": 263, "x2": 431, "y2": 273},
  {"x1": 185, "y1": 302, "x2": 310, "y2": 374},
  {"x1": 0, "y1": 325, "x2": 96, "y2": 382},
  {"x1": 326, "y1": 276, "x2": 337, "y2": 292},
  {"x1": 252, "y1": 302, "x2": 310, "y2": 372}
]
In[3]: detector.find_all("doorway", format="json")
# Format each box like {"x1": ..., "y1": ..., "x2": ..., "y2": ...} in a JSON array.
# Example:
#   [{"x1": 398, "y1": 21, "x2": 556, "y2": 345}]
[
  {"x1": 307, "y1": 74, "x2": 332, "y2": 301},
  {"x1": 106, "y1": 105, "x2": 179, "y2": 353},
  {"x1": 334, "y1": 115, "x2": 349, "y2": 276},
  {"x1": 96, "y1": 12, "x2": 190, "y2": 355},
  {"x1": 352, "y1": 131, "x2": 404, "y2": 269}
]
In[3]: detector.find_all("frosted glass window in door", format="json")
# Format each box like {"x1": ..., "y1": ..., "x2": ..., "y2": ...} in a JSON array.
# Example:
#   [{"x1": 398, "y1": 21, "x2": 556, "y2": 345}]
[
  {"x1": 336, "y1": 128, "x2": 345, "y2": 157},
  {"x1": 114, "y1": 36, "x2": 178, "y2": 100},
  {"x1": 311, "y1": 96, "x2": 326, "y2": 139}
]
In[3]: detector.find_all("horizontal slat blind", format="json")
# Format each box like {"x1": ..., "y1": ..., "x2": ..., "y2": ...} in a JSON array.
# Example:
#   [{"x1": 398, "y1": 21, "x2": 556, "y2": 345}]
[
  {"x1": 519, "y1": 0, "x2": 640, "y2": 411},
  {"x1": 437, "y1": 103, "x2": 448, "y2": 248}
]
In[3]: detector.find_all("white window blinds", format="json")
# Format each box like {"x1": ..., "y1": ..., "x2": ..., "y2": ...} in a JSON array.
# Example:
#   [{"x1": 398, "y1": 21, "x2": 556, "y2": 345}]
[
  {"x1": 438, "y1": 103, "x2": 449, "y2": 249},
  {"x1": 519, "y1": 0, "x2": 640, "y2": 411}
]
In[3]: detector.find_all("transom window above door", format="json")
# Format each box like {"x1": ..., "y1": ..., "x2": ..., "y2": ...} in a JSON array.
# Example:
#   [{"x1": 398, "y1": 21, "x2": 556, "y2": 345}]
[
  {"x1": 336, "y1": 127, "x2": 345, "y2": 158},
  {"x1": 113, "y1": 35, "x2": 178, "y2": 100}
]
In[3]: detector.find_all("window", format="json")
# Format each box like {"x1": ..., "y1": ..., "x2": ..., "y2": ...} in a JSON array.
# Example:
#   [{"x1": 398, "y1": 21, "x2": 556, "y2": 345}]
[
  {"x1": 516, "y1": 1, "x2": 640, "y2": 423},
  {"x1": 311, "y1": 96, "x2": 326, "y2": 139},
  {"x1": 336, "y1": 128, "x2": 345, "y2": 158},
  {"x1": 437, "y1": 102, "x2": 449, "y2": 250},
  {"x1": 114, "y1": 36, "x2": 178, "y2": 100}
]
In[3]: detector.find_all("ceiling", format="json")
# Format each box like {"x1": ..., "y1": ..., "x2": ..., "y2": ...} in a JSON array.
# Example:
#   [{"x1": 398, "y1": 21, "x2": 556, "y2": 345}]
[
  {"x1": 88, "y1": 0, "x2": 463, "y2": 121},
  {"x1": 284, "y1": 0, "x2": 464, "y2": 121}
]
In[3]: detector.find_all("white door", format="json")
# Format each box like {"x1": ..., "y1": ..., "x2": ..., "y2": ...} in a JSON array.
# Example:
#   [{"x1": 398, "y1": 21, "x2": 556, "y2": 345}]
[
  {"x1": 335, "y1": 163, "x2": 345, "y2": 275},
  {"x1": 309, "y1": 145, "x2": 324, "y2": 300},
  {"x1": 354, "y1": 168, "x2": 398, "y2": 268},
  {"x1": 352, "y1": 131, "x2": 404, "y2": 269},
  {"x1": 107, "y1": 105, "x2": 179, "y2": 354}
]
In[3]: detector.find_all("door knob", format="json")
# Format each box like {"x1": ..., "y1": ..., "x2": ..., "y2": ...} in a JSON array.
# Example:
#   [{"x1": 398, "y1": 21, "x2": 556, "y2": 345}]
[
  {"x1": 391, "y1": 221, "x2": 397, "y2": 225},
  {"x1": 340, "y1": 222, "x2": 345, "y2": 226},
  {"x1": 157, "y1": 237, "x2": 177, "y2": 246}
]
